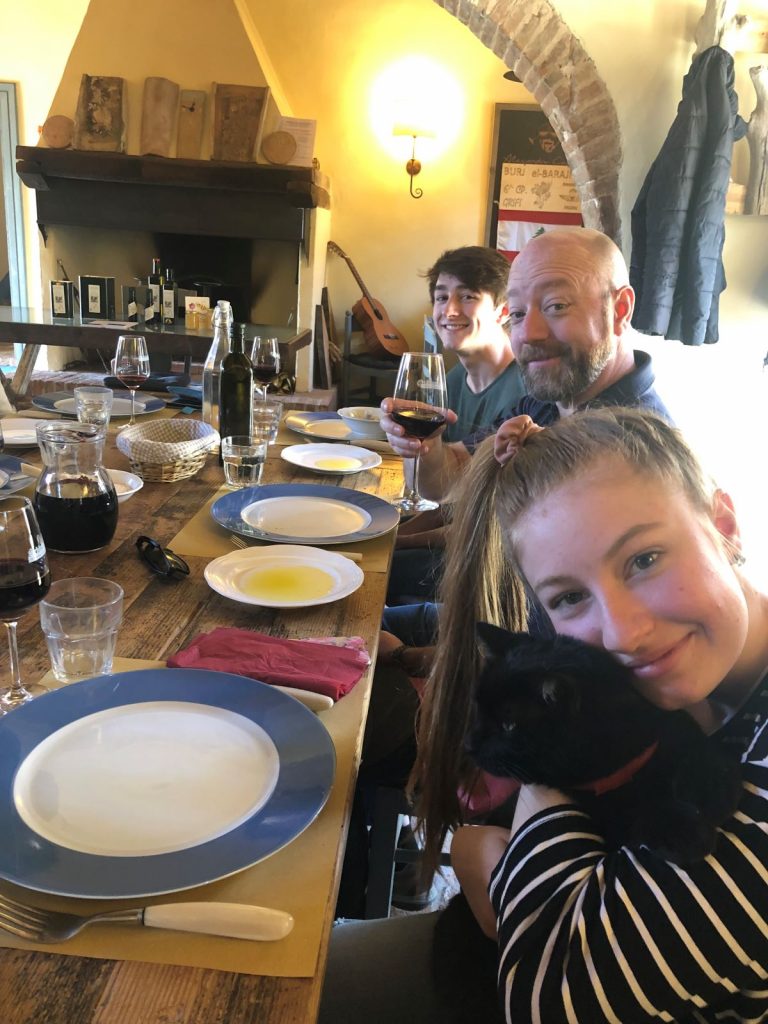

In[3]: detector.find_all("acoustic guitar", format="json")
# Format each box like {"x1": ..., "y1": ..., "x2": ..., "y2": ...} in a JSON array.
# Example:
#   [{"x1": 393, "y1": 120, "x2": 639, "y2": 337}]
[{"x1": 327, "y1": 241, "x2": 409, "y2": 359}]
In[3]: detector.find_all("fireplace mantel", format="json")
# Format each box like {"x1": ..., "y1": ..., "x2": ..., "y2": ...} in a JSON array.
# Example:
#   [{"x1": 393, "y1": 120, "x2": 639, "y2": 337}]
[{"x1": 15, "y1": 146, "x2": 330, "y2": 243}]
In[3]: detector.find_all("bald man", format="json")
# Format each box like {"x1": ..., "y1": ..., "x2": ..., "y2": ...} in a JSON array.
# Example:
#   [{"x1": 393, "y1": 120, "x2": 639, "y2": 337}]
[{"x1": 381, "y1": 228, "x2": 671, "y2": 502}]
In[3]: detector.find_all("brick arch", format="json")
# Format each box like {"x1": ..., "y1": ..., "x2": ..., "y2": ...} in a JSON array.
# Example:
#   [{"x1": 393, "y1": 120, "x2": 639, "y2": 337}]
[{"x1": 435, "y1": 0, "x2": 623, "y2": 245}]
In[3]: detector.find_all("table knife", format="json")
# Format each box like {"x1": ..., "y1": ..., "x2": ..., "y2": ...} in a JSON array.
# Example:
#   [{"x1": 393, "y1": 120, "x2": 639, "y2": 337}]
[{"x1": 142, "y1": 902, "x2": 294, "y2": 940}]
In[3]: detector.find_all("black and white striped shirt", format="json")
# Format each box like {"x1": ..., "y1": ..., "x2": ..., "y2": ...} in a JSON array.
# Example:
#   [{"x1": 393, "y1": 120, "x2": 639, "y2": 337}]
[{"x1": 489, "y1": 695, "x2": 768, "y2": 1023}]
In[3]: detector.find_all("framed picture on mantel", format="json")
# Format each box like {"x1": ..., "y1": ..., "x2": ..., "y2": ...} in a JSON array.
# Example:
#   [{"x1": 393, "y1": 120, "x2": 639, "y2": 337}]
[
  {"x1": 485, "y1": 103, "x2": 582, "y2": 261},
  {"x1": 212, "y1": 84, "x2": 270, "y2": 162}
]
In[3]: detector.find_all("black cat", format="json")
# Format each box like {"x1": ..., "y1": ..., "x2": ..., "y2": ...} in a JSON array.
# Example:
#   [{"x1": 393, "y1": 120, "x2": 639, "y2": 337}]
[{"x1": 467, "y1": 624, "x2": 743, "y2": 865}]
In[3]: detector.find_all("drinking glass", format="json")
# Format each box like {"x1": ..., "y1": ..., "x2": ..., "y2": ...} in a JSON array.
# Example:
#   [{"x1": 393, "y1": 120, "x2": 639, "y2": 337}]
[
  {"x1": 250, "y1": 337, "x2": 280, "y2": 403},
  {"x1": 391, "y1": 352, "x2": 448, "y2": 515},
  {"x1": 74, "y1": 385, "x2": 114, "y2": 427},
  {"x1": 114, "y1": 335, "x2": 150, "y2": 427},
  {"x1": 251, "y1": 398, "x2": 283, "y2": 445},
  {"x1": 221, "y1": 435, "x2": 267, "y2": 489},
  {"x1": 0, "y1": 496, "x2": 51, "y2": 713},
  {"x1": 39, "y1": 578, "x2": 124, "y2": 684}
]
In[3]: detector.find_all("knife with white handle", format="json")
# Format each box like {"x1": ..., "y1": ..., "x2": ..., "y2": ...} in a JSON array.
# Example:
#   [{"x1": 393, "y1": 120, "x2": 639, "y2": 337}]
[
  {"x1": 142, "y1": 902, "x2": 294, "y2": 941},
  {"x1": 273, "y1": 684, "x2": 335, "y2": 712}
]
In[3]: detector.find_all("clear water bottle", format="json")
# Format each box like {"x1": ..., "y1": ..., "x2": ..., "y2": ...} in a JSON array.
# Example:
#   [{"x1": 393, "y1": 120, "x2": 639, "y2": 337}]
[{"x1": 202, "y1": 299, "x2": 233, "y2": 430}]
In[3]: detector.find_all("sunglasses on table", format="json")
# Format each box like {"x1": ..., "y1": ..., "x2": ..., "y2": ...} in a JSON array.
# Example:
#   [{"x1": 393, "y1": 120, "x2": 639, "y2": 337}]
[{"x1": 135, "y1": 535, "x2": 190, "y2": 580}]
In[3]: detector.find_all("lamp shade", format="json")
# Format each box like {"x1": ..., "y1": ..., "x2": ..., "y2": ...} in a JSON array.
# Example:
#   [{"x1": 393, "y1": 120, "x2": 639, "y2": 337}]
[{"x1": 392, "y1": 122, "x2": 436, "y2": 139}]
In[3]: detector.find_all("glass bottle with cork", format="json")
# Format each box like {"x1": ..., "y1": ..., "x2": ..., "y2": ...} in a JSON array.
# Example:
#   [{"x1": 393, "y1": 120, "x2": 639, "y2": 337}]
[{"x1": 202, "y1": 299, "x2": 233, "y2": 432}]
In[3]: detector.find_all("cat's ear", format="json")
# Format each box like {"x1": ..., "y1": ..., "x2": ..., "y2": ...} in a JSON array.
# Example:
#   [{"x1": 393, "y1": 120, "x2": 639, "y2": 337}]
[
  {"x1": 541, "y1": 675, "x2": 579, "y2": 711},
  {"x1": 476, "y1": 622, "x2": 513, "y2": 658}
]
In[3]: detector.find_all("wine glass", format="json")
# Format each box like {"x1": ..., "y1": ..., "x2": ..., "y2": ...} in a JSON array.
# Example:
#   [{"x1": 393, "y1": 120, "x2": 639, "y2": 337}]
[
  {"x1": 250, "y1": 336, "x2": 280, "y2": 403},
  {"x1": 391, "y1": 352, "x2": 448, "y2": 515},
  {"x1": 114, "y1": 335, "x2": 150, "y2": 427},
  {"x1": 0, "y1": 496, "x2": 51, "y2": 713}
]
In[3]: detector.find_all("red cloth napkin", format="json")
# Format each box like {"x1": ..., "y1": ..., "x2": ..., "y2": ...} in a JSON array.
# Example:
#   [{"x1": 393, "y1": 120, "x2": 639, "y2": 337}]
[{"x1": 167, "y1": 627, "x2": 370, "y2": 701}]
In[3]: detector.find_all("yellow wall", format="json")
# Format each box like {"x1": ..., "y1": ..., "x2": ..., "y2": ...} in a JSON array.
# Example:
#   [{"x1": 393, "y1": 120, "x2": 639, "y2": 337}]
[
  {"x1": 0, "y1": 0, "x2": 91, "y2": 300},
  {"x1": 251, "y1": 0, "x2": 533, "y2": 345},
  {"x1": 47, "y1": 0, "x2": 268, "y2": 158},
  {"x1": 3, "y1": 0, "x2": 766, "y2": 348},
  {"x1": 251, "y1": 0, "x2": 767, "y2": 348}
]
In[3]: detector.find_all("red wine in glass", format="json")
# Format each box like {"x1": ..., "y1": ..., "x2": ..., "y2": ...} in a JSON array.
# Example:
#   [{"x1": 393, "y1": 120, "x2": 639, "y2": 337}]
[
  {"x1": 0, "y1": 496, "x2": 51, "y2": 712},
  {"x1": 392, "y1": 352, "x2": 448, "y2": 515},
  {"x1": 253, "y1": 360, "x2": 278, "y2": 384},
  {"x1": 0, "y1": 559, "x2": 51, "y2": 618},
  {"x1": 115, "y1": 373, "x2": 149, "y2": 388},
  {"x1": 114, "y1": 335, "x2": 150, "y2": 427},
  {"x1": 390, "y1": 408, "x2": 447, "y2": 439},
  {"x1": 251, "y1": 337, "x2": 280, "y2": 402}
]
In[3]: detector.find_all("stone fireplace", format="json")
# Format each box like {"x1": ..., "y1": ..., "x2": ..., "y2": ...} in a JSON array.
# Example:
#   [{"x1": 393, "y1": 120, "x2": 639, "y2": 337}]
[{"x1": 16, "y1": 145, "x2": 329, "y2": 388}]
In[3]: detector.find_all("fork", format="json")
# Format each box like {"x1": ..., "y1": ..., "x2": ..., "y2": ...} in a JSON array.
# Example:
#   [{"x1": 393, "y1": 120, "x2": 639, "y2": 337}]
[
  {"x1": 229, "y1": 534, "x2": 363, "y2": 561},
  {"x1": 0, "y1": 892, "x2": 294, "y2": 943}
]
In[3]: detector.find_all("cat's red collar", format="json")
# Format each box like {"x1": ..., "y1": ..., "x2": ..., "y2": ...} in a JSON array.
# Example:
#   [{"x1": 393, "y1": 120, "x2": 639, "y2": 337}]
[{"x1": 573, "y1": 741, "x2": 659, "y2": 796}]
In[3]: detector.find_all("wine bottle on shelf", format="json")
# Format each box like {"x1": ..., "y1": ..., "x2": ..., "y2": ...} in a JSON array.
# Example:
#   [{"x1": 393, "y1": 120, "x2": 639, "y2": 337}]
[
  {"x1": 202, "y1": 299, "x2": 233, "y2": 432},
  {"x1": 147, "y1": 258, "x2": 163, "y2": 324},
  {"x1": 219, "y1": 324, "x2": 254, "y2": 462},
  {"x1": 162, "y1": 267, "x2": 177, "y2": 326}
]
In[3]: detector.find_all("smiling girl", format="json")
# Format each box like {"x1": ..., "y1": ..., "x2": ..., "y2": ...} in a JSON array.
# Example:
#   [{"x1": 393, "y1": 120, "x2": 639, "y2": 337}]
[
  {"x1": 417, "y1": 407, "x2": 768, "y2": 1023},
  {"x1": 319, "y1": 408, "x2": 768, "y2": 1024}
]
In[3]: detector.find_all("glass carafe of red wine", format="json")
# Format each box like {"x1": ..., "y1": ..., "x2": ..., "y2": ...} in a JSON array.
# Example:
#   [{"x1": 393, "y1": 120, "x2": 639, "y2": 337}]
[{"x1": 33, "y1": 422, "x2": 119, "y2": 553}]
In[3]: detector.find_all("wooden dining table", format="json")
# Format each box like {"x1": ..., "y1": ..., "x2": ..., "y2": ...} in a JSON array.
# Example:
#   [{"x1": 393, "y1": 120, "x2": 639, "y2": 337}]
[{"x1": 0, "y1": 404, "x2": 403, "y2": 1024}]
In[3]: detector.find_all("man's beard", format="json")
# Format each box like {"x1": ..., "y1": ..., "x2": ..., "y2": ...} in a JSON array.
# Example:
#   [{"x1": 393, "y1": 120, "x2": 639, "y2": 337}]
[{"x1": 519, "y1": 338, "x2": 613, "y2": 405}]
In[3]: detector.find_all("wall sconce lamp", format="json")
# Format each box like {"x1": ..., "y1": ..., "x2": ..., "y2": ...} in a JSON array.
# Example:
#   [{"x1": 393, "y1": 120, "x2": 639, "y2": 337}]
[{"x1": 393, "y1": 124, "x2": 435, "y2": 199}]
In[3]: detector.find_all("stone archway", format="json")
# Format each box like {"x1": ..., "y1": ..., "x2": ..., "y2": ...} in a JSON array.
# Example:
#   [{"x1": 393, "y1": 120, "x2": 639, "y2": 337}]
[{"x1": 435, "y1": 0, "x2": 623, "y2": 245}]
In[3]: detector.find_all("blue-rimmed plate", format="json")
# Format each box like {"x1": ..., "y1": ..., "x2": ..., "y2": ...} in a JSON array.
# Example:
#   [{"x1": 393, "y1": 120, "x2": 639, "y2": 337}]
[
  {"x1": 0, "y1": 668, "x2": 335, "y2": 898},
  {"x1": 284, "y1": 411, "x2": 394, "y2": 454},
  {"x1": 0, "y1": 455, "x2": 37, "y2": 494},
  {"x1": 31, "y1": 391, "x2": 166, "y2": 418},
  {"x1": 168, "y1": 384, "x2": 203, "y2": 407},
  {"x1": 211, "y1": 483, "x2": 400, "y2": 545}
]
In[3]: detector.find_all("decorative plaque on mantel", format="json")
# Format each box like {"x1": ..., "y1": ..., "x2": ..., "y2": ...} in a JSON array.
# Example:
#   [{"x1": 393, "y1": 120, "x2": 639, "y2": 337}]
[
  {"x1": 72, "y1": 74, "x2": 127, "y2": 153},
  {"x1": 212, "y1": 83, "x2": 270, "y2": 162}
]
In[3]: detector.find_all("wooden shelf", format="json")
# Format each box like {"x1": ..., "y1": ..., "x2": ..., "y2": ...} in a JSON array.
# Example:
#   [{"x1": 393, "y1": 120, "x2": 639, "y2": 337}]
[{"x1": 15, "y1": 146, "x2": 330, "y2": 241}]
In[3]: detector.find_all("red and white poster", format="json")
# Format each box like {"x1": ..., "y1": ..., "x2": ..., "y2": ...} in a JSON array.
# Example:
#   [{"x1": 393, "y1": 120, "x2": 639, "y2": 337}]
[
  {"x1": 496, "y1": 163, "x2": 582, "y2": 260},
  {"x1": 486, "y1": 106, "x2": 583, "y2": 261}
]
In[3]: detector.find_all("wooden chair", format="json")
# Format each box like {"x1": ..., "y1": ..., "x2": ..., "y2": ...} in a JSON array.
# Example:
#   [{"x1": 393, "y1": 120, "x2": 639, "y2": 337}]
[
  {"x1": 365, "y1": 786, "x2": 451, "y2": 919},
  {"x1": 340, "y1": 311, "x2": 401, "y2": 408}
]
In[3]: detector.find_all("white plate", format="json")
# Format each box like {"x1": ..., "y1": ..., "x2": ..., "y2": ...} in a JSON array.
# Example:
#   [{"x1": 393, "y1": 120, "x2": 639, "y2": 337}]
[
  {"x1": 204, "y1": 544, "x2": 364, "y2": 608},
  {"x1": 212, "y1": 483, "x2": 400, "y2": 546},
  {"x1": 0, "y1": 418, "x2": 67, "y2": 447},
  {"x1": 281, "y1": 443, "x2": 382, "y2": 475},
  {"x1": 0, "y1": 669, "x2": 335, "y2": 898},
  {"x1": 14, "y1": 701, "x2": 280, "y2": 856},
  {"x1": 284, "y1": 411, "x2": 396, "y2": 454},
  {"x1": 337, "y1": 406, "x2": 386, "y2": 439},
  {"x1": 241, "y1": 495, "x2": 371, "y2": 538},
  {"x1": 107, "y1": 468, "x2": 144, "y2": 503},
  {"x1": 53, "y1": 395, "x2": 146, "y2": 416},
  {"x1": 31, "y1": 392, "x2": 166, "y2": 418}
]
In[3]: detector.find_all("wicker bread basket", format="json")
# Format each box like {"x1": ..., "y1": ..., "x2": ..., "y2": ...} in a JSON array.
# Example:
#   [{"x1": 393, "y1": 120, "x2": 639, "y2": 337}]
[{"x1": 116, "y1": 420, "x2": 220, "y2": 482}]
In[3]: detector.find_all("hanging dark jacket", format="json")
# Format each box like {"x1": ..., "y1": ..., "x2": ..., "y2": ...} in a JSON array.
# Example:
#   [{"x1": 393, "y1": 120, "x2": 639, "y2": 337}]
[{"x1": 630, "y1": 46, "x2": 747, "y2": 346}]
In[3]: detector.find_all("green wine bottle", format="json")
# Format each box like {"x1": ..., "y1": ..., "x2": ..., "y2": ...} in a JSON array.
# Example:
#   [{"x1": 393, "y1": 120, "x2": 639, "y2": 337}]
[{"x1": 219, "y1": 324, "x2": 254, "y2": 454}]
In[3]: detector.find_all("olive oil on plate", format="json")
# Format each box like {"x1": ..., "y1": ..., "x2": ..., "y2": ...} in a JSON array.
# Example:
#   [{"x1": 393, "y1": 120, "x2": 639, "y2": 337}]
[{"x1": 238, "y1": 564, "x2": 336, "y2": 604}]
